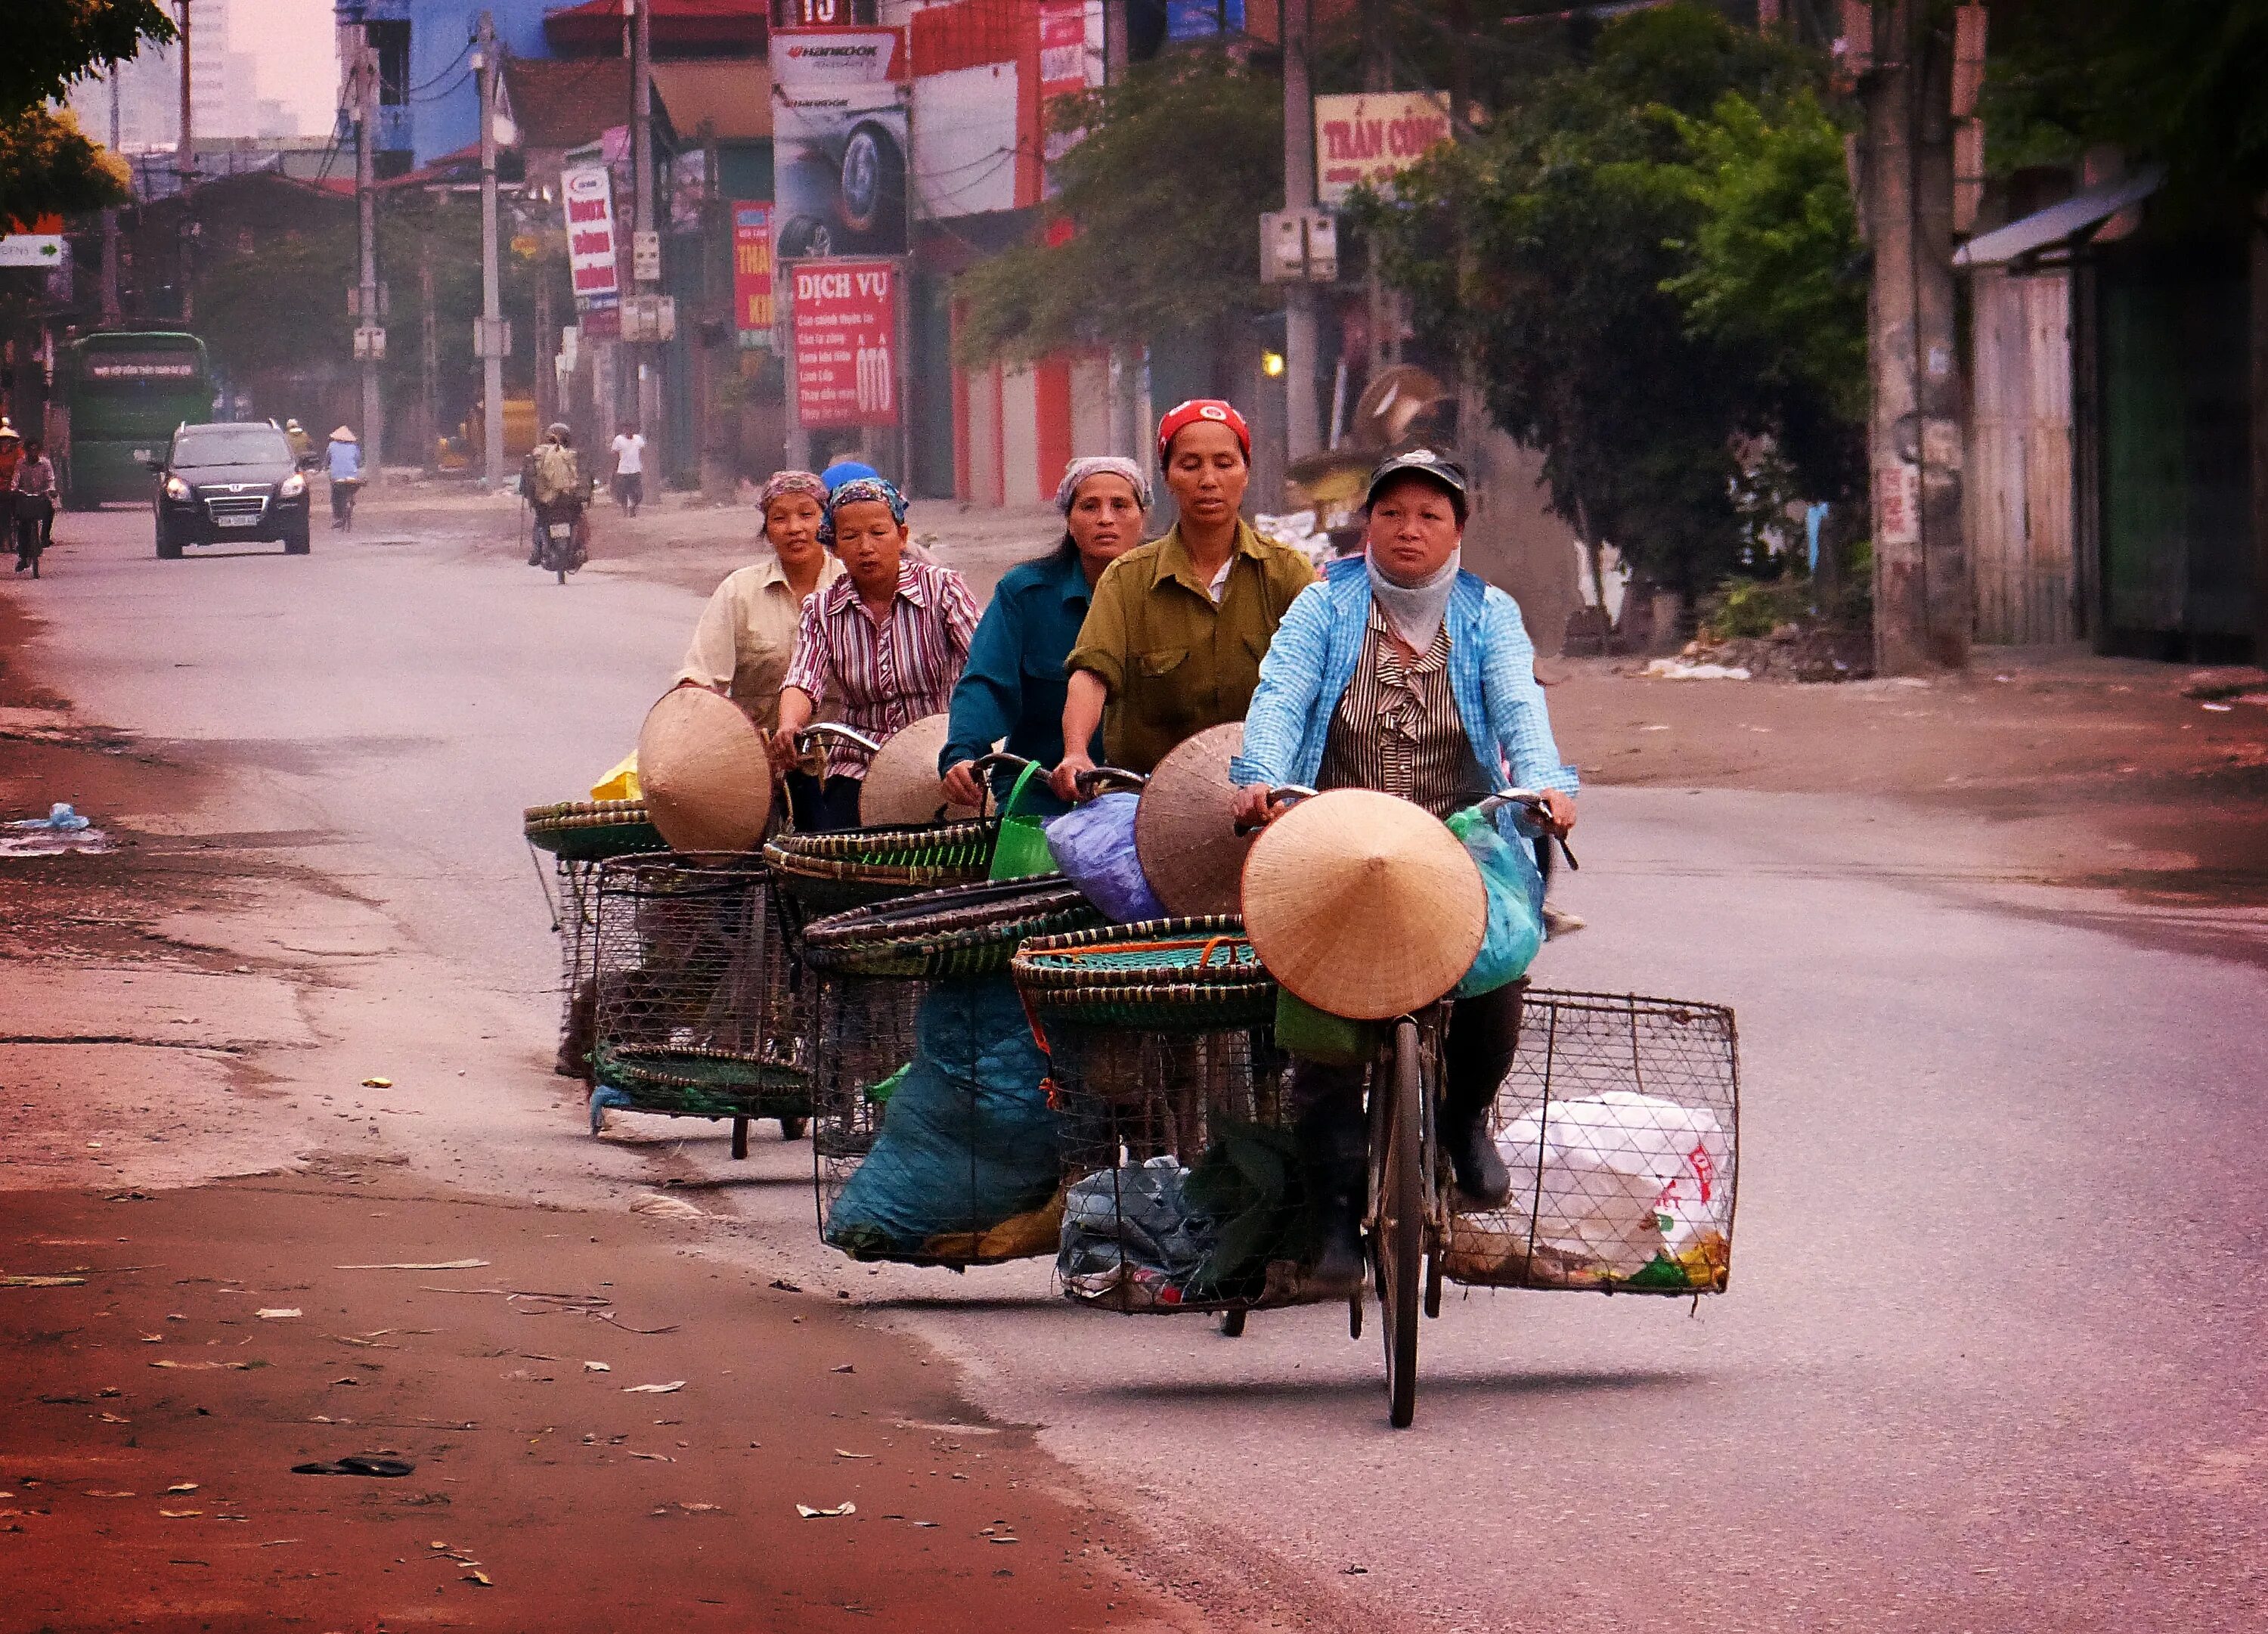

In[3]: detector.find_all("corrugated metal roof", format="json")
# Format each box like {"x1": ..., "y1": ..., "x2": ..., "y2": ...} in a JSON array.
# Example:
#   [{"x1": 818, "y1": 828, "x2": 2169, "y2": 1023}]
[{"x1": 1954, "y1": 166, "x2": 2166, "y2": 269}]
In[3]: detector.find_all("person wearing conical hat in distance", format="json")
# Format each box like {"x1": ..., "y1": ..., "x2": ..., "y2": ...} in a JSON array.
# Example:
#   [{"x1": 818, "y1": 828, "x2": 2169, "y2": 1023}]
[
  {"x1": 773, "y1": 474, "x2": 982, "y2": 831},
  {"x1": 1229, "y1": 448, "x2": 1579, "y2": 1294},
  {"x1": 324, "y1": 426, "x2": 362, "y2": 529},
  {"x1": 671, "y1": 470, "x2": 846, "y2": 831},
  {"x1": 1051, "y1": 400, "x2": 1315, "y2": 803},
  {"x1": 937, "y1": 456, "x2": 1151, "y2": 817}
]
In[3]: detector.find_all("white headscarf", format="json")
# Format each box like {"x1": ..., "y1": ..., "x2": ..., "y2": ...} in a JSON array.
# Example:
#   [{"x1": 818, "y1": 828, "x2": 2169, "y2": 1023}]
[{"x1": 1366, "y1": 546, "x2": 1461, "y2": 650}]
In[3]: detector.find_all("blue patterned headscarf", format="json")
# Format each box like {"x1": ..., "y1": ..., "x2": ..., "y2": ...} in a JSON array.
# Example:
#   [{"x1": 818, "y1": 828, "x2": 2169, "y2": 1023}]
[{"x1": 818, "y1": 474, "x2": 909, "y2": 547}]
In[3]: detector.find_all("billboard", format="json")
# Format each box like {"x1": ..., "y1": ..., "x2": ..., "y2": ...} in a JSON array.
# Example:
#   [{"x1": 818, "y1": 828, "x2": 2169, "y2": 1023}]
[
  {"x1": 1315, "y1": 91, "x2": 1453, "y2": 206},
  {"x1": 562, "y1": 164, "x2": 620, "y2": 306},
  {"x1": 732, "y1": 202, "x2": 776, "y2": 345},
  {"x1": 793, "y1": 258, "x2": 897, "y2": 429},
  {"x1": 773, "y1": 26, "x2": 909, "y2": 258}
]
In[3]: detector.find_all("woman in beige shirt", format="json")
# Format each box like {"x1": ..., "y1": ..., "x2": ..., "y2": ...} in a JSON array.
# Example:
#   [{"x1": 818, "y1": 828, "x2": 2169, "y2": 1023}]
[{"x1": 674, "y1": 469, "x2": 844, "y2": 827}]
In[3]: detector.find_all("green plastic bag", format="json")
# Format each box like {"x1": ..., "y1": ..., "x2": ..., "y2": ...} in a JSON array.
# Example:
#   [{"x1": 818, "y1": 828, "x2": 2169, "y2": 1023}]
[
  {"x1": 1272, "y1": 988, "x2": 1380, "y2": 1067},
  {"x1": 988, "y1": 761, "x2": 1057, "y2": 881}
]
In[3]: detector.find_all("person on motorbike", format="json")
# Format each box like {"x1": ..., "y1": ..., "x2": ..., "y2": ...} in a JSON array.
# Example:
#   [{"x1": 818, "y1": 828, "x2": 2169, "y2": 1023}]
[
  {"x1": 1229, "y1": 448, "x2": 1579, "y2": 1294},
  {"x1": 324, "y1": 426, "x2": 362, "y2": 529},
  {"x1": 939, "y1": 456, "x2": 1150, "y2": 815},
  {"x1": 12, "y1": 436, "x2": 57, "y2": 573},
  {"x1": 672, "y1": 470, "x2": 845, "y2": 829},
  {"x1": 1052, "y1": 400, "x2": 1315, "y2": 803},
  {"x1": 284, "y1": 419, "x2": 314, "y2": 469},
  {"x1": 524, "y1": 423, "x2": 587, "y2": 570}
]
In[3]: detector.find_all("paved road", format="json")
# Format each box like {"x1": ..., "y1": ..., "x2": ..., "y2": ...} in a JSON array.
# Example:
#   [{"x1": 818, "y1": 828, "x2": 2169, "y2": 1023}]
[{"x1": 17, "y1": 507, "x2": 2268, "y2": 1632}]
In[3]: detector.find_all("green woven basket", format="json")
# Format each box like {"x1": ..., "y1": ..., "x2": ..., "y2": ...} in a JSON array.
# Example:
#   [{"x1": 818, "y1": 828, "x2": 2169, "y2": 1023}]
[
  {"x1": 764, "y1": 818, "x2": 1009, "y2": 917},
  {"x1": 589, "y1": 1041, "x2": 811, "y2": 1121},
  {"x1": 1012, "y1": 916, "x2": 1278, "y2": 1033},
  {"x1": 799, "y1": 876, "x2": 1105, "y2": 979},
  {"x1": 525, "y1": 799, "x2": 667, "y2": 861}
]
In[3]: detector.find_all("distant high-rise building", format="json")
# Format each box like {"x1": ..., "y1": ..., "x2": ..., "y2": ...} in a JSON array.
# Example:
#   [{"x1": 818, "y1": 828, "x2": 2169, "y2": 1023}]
[{"x1": 68, "y1": 0, "x2": 308, "y2": 154}]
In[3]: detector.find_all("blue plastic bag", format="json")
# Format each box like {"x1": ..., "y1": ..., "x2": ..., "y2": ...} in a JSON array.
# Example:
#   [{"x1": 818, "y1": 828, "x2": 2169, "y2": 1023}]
[
  {"x1": 1043, "y1": 792, "x2": 1165, "y2": 924},
  {"x1": 1445, "y1": 806, "x2": 1544, "y2": 998}
]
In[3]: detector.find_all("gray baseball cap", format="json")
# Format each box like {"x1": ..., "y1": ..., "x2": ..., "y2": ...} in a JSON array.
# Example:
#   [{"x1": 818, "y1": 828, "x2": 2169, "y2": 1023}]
[{"x1": 1364, "y1": 446, "x2": 1470, "y2": 516}]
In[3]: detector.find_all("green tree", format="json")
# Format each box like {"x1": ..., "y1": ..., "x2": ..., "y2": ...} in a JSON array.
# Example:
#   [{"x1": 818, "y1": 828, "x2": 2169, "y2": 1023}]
[
  {"x1": 1362, "y1": 4, "x2": 1846, "y2": 600},
  {"x1": 0, "y1": 0, "x2": 173, "y2": 226},
  {"x1": 953, "y1": 50, "x2": 1281, "y2": 364}
]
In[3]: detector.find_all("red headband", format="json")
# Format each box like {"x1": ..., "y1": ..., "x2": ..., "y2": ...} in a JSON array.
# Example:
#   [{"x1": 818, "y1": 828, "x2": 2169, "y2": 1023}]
[{"x1": 1156, "y1": 398, "x2": 1250, "y2": 464}]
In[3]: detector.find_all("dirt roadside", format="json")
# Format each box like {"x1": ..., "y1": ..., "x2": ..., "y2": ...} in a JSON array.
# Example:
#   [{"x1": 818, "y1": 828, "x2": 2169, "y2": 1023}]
[
  {"x1": 1, "y1": 1180, "x2": 1181, "y2": 1634},
  {"x1": 0, "y1": 591, "x2": 1202, "y2": 1632}
]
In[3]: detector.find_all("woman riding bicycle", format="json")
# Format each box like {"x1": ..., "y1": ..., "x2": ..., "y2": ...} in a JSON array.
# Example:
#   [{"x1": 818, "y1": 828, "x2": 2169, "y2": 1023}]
[{"x1": 1230, "y1": 448, "x2": 1578, "y2": 1294}]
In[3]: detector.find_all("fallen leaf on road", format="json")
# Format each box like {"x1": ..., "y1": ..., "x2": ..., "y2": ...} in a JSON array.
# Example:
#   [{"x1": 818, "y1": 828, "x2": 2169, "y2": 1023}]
[
  {"x1": 796, "y1": 1502, "x2": 856, "y2": 1518},
  {"x1": 910, "y1": 1521, "x2": 938, "y2": 1528},
  {"x1": 626, "y1": 1452, "x2": 674, "y2": 1463},
  {"x1": 677, "y1": 1502, "x2": 720, "y2": 1512},
  {"x1": 463, "y1": 1569, "x2": 493, "y2": 1586},
  {"x1": 256, "y1": 1309, "x2": 302, "y2": 1320},
  {"x1": 584, "y1": 1361, "x2": 610, "y2": 1372},
  {"x1": 988, "y1": 1536, "x2": 1019, "y2": 1545},
  {"x1": 830, "y1": 1364, "x2": 855, "y2": 1374},
  {"x1": 335, "y1": 1260, "x2": 488, "y2": 1271},
  {"x1": 623, "y1": 1381, "x2": 686, "y2": 1394},
  {"x1": 159, "y1": 1509, "x2": 203, "y2": 1518},
  {"x1": 99, "y1": 1412, "x2": 131, "y2": 1424},
  {"x1": 85, "y1": 1490, "x2": 136, "y2": 1498},
  {"x1": 166, "y1": 1484, "x2": 198, "y2": 1494},
  {"x1": 150, "y1": 1360, "x2": 251, "y2": 1371},
  {"x1": 361, "y1": 1077, "x2": 392, "y2": 1088},
  {"x1": 833, "y1": 1450, "x2": 872, "y2": 1459},
  {"x1": 2, "y1": 1274, "x2": 88, "y2": 1288}
]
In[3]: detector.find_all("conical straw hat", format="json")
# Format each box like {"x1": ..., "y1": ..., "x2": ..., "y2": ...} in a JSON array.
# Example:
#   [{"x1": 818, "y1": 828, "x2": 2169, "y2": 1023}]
[
  {"x1": 635, "y1": 687, "x2": 772, "y2": 853},
  {"x1": 859, "y1": 714, "x2": 979, "y2": 826},
  {"x1": 1241, "y1": 789, "x2": 1485, "y2": 1022},
  {"x1": 1134, "y1": 721, "x2": 1250, "y2": 918}
]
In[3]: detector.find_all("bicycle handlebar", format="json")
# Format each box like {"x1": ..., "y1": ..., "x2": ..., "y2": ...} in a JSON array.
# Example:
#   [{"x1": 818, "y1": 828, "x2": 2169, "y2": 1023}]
[
  {"x1": 1074, "y1": 766, "x2": 1148, "y2": 797},
  {"x1": 792, "y1": 723, "x2": 885, "y2": 757}
]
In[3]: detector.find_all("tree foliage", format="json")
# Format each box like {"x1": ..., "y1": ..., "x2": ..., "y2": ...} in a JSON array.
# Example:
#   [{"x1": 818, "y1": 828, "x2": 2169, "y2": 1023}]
[
  {"x1": 1, "y1": 0, "x2": 172, "y2": 228},
  {"x1": 953, "y1": 50, "x2": 1281, "y2": 365},
  {"x1": 1360, "y1": 4, "x2": 1861, "y2": 597},
  {"x1": 2, "y1": 0, "x2": 174, "y2": 118},
  {"x1": 1982, "y1": 0, "x2": 2268, "y2": 202}
]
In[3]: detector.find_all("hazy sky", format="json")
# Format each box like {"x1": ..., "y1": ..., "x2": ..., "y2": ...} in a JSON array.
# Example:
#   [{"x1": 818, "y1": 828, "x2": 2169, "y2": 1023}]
[{"x1": 226, "y1": 0, "x2": 341, "y2": 135}]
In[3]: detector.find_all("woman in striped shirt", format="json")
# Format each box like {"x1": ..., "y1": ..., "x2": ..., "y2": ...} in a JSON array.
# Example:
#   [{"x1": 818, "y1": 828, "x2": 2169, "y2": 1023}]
[{"x1": 773, "y1": 476, "x2": 982, "y2": 830}]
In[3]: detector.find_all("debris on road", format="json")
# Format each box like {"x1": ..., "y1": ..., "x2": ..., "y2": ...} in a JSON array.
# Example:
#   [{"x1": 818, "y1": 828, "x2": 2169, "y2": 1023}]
[
  {"x1": 334, "y1": 1259, "x2": 488, "y2": 1270},
  {"x1": 624, "y1": 1380, "x2": 686, "y2": 1394},
  {"x1": 797, "y1": 1502, "x2": 856, "y2": 1518}
]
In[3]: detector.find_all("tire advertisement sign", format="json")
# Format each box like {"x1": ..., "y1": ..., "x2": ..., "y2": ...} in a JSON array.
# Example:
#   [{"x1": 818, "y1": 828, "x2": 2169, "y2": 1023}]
[
  {"x1": 793, "y1": 259, "x2": 897, "y2": 429},
  {"x1": 1314, "y1": 91, "x2": 1453, "y2": 206},
  {"x1": 561, "y1": 165, "x2": 620, "y2": 305},
  {"x1": 772, "y1": 27, "x2": 909, "y2": 259}
]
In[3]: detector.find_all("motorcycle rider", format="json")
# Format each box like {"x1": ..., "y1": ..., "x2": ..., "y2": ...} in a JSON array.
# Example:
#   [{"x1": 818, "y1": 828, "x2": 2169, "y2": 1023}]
[{"x1": 524, "y1": 423, "x2": 587, "y2": 571}]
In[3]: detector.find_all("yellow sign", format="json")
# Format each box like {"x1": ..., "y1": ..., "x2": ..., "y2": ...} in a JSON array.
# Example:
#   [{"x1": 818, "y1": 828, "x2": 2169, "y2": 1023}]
[{"x1": 1315, "y1": 92, "x2": 1453, "y2": 206}]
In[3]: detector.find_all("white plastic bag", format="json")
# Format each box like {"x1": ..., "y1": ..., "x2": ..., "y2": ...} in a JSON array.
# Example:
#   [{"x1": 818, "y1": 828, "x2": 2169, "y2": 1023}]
[{"x1": 1496, "y1": 1090, "x2": 1731, "y2": 1276}]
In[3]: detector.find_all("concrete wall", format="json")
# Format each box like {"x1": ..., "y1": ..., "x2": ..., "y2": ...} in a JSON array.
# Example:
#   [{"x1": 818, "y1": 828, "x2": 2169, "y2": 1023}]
[{"x1": 1459, "y1": 426, "x2": 1583, "y2": 657}]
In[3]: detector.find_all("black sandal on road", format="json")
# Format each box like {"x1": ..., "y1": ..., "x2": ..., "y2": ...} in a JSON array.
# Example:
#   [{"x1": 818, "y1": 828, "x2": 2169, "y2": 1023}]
[{"x1": 292, "y1": 1456, "x2": 416, "y2": 1478}]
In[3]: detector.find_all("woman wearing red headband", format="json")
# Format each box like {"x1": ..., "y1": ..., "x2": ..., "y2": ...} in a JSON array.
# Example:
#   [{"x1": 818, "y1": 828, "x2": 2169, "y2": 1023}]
[{"x1": 1052, "y1": 399, "x2": 1315, "y2": 798}]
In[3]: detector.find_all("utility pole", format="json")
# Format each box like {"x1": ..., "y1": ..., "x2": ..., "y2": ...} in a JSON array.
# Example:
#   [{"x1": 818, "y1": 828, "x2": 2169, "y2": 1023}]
[
  {"x1": 476, "y1": 10, "x2": 506, "y2": 491},
  {"x1": 420, "y1": 221, "x2": 439, "y2": 474},
  {"x1": 101, "y1": 62, "x2": 122, "y2": 325},
  {"x1": 1359, "y1": 0, "x2": 1390, "y2": 378},
  {"x1": 354, "y1": 21, "x2": 384, "y2": 482},
  {"x1": 176, "y1": 0, "x2": 194, "y2": 321},
  {"x1": 1103, "y1": 0, "x2": 1136, "y2": 464},
  {"x1": 628, "y1": 0, "x2": 659, "y2": 470},
  {"x1": 1281, "y1": 0, "x2": 1320, "y2": 463},
  {"x1": 1857, "y1": 1, "x2": 1966, "y2": 672}
]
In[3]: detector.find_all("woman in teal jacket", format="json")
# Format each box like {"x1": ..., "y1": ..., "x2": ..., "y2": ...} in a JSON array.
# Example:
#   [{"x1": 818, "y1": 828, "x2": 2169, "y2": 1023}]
[{"x1": 1230, "y1": 448, "x2": 1579, "y2": 1292}]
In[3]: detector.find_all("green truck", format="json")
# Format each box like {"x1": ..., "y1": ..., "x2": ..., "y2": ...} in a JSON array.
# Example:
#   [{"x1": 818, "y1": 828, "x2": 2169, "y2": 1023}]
[{"x1": 54, "y1": 330, "x2": 215, "y2": 508}]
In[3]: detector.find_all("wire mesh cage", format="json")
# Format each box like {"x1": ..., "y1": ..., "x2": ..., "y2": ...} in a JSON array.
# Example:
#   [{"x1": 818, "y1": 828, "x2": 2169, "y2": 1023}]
[
  {"x1": 525, "y1": 800, "x2": 668, "y2": 1083},
  {"x1": 802, "y1": 876, "x2": 1105, "y2": 1268},
  {"x1": 1445, "y1": 988, "x2": 1740, "y2": 1296},
  {"x1": 587, "y1": 851, "x2": 811, "y2": 1128}
]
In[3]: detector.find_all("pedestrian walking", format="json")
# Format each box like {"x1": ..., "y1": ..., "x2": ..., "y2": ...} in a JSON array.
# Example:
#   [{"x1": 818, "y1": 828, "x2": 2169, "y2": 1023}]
[{"x1": 609, "y1": 421, "x2": 645, "y2": 516}]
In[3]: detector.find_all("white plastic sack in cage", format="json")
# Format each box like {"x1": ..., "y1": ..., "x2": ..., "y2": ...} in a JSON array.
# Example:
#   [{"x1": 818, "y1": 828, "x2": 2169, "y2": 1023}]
[{"x1": 1497, "y1": 1090, "x2": 1731, "y2": 1277}]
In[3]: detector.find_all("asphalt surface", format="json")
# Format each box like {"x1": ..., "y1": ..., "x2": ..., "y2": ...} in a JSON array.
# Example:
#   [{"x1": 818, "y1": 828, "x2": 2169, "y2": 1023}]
[{"x1": 15, "y1": 505, "x2": 2268, "y2": 1632}]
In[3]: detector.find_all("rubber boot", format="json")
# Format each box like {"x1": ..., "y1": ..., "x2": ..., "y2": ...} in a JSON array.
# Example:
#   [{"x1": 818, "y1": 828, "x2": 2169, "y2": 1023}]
[
  {"x1": 1441, "y1": 1081, "x2": 1510, "y2": 1208},
  {"x1": 1295, "y1": 1079, "x2": 1370, "y2": 1297}
]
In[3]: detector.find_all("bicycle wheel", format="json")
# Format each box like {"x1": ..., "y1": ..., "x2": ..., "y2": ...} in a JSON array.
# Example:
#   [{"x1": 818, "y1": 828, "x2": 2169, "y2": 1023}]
[{"x1": 1374, "y1": 1018, "x2": 1425, "y2": 1428}]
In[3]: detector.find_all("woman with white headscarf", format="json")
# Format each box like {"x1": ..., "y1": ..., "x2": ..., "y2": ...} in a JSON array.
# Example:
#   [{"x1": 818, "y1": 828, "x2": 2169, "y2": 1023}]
[{"x1": 937, "y1": 456, "x2": 1151, "y2": 813}]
